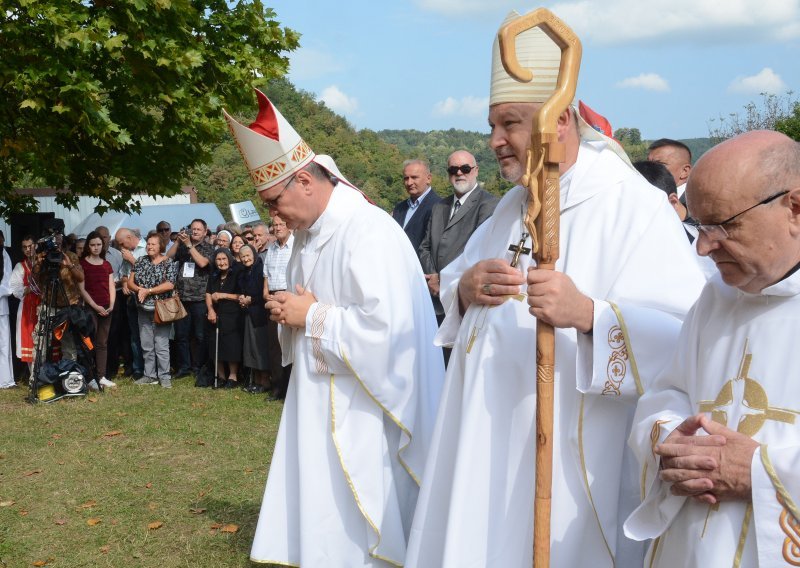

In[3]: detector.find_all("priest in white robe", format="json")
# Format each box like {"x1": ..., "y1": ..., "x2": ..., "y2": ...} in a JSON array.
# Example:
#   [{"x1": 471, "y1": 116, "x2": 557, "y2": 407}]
[
  {"x1": 405, "y1": 11, "x2": 706, "y2": 568},
  {"x1": 625, "y1": 131, "x2": 800, "y2": 566},
  {"x1": 0, "y1": 246, "x2": 13, "y2": 388},
  {"x1": 224, "y1": 91, "x2": 445, "y2": 567}
]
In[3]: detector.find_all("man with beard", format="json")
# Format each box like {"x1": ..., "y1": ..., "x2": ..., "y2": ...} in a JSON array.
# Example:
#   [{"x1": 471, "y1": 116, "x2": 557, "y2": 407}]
[
  {"x1": 405, "y1": 11, "x2": 706, "y2": 567},
  {"x1": 419, "y1": 150, "x2": 499, "y2": 325}
]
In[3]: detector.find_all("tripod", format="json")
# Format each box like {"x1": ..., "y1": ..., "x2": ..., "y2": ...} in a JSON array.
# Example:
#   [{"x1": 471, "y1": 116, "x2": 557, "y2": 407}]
[{"x1": 27, "y1": 261, "x2": 96, "y2": 403}]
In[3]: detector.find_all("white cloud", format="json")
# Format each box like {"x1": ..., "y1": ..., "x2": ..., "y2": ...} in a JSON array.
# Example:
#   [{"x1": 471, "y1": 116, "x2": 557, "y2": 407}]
[
  {"x1": 414, "y1": 0, "x2": 516, "y2": 16},
  {"x1": 432, "y1": 95, "x2": 491, "y2": 118},
  {"x1": 539, "y1": 0, "x2": 799, "y2": 45},
  {"x1": 728, "y1": 67, "x2": 788, "y2": 94},
  {"x1": 288, "y1": 47, "x2": 344, "y2": 81},
  {"x1": 319, "y1": 85, "x2": 359, "y2": 115},
  {"x1": 616, "y1": 73, "x2": 670, "y2": 92}
]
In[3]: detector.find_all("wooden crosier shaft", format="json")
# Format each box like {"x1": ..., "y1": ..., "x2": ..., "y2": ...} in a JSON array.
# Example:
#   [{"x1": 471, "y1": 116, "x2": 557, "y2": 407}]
[{"x1": 498, "y1": 8, "x2": 581, "y2": 567}]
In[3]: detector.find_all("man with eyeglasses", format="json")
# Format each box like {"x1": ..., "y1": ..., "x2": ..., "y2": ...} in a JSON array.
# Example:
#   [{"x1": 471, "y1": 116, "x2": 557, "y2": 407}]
[
  {"x1": 392, "y1": 159, "x2": 443, "y2": 256},
  {"x1": 224, "y1": 90, "x2": 444, "y2": 567},
  {"x1": 419, "y1": 150, "x2": 499, "y2": 331},
  {"x1": 406, "y1": 12, "x2": 705, "y2": 568},
  {"x1": 258, "y1": 214, "x2": 293, "y2": 399},
  {"x1": 156, "y1": 221, "x2": 174, "y2": 252},
  {"x1": 625, "y1": 130, "x2": 800, "y2": 567}
]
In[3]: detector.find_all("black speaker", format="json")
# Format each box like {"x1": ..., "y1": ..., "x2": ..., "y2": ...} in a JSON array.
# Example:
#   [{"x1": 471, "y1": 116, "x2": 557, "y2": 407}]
[{"x1": 7, "y1": 213, "x2": 57, "y2": 265}]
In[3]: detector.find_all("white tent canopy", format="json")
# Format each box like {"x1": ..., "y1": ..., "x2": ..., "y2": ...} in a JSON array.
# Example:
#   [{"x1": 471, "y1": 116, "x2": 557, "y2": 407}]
[{"x1": 71, "y1": 203, "x2": 226, "y2": 239}]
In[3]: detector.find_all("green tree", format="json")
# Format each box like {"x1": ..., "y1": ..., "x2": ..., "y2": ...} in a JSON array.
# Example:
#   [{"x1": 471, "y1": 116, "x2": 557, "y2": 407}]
[
  {"x1": 708, "y1": 92, "x2": 798, "y2": 142},
  {"x1": 0, "y1": 0, "x2": 298, "y2": 221},
  {"x1": 614, "y1": 127, "x2": 647, "y2": 162},
  {"x1": 775, "y1": 102, "x2": 800, "y2": 141}
]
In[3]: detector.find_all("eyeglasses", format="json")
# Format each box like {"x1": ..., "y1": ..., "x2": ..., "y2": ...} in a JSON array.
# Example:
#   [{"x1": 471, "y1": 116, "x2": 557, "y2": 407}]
[
  {"x1": 684, "y1": 189, "x2": 790, "y2": 241},
  {"x1": 447, "y1": 164, "x2": 477, "y2": 176},
  {"x1": 157, "y1": 227, "x2": 171, "y2": 233},
  {"x1": 245, "y1": 235, "x2": 254, "y2": 241},
  {"x1": 263, "y1": 174, "x2": 297, "y2": 208}
]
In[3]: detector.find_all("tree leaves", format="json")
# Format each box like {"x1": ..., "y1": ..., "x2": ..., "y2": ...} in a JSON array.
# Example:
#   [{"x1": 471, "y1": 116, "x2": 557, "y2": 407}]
[{"x1": 0, "y1": 1, "x2": 299, "y2": 221}]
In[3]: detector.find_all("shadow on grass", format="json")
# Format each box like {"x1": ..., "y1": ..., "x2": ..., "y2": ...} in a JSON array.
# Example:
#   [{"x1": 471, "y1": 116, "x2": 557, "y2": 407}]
[{"x1": 199, "y1": 497, "x2": 261, "y2": 556}]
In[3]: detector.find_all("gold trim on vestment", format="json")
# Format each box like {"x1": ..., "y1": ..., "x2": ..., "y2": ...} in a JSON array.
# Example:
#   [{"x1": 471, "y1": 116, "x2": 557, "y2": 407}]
[
  {"x1": 249, "y1": 559, "x2": 300, "y2": 567},
  {"x1": 608, "y1": 302, "x2": 643, "y2": 396},
  {"x1": 762, "y1": 445, "x2": 800, "y2": 523},
  {"x1": 578, "y1": 394, "x2": 615, "y2": 564},
  {"x1": 777, "y1": 490, "x2": 800, "y2": 565},
  {"x1": 340, "y1": 351, "x2": 420, "y2": 486},
  {"x1": 733, "y1": 502, "x2": 752, "y2": 568},
  {"x1": 647, "y1": 536, "x2": 661, "y2": 568},
  {"x1": 641, "y1": 419, "x2": 671, "y2": 500},
  {"x1": 329, "y1": 374, "x2": 403, "y2": 568}
]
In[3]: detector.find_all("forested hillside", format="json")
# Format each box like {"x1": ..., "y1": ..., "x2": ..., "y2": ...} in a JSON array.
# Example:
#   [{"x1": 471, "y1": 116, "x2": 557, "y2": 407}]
[{"x1": 187, "y1": 79, "x2": 714, "y2": 219}]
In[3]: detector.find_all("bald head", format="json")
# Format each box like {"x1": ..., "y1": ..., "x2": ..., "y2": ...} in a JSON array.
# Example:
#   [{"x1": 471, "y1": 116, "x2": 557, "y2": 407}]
[
  {"x1": 114, "y1": 228, "x2": 139, "y2": 251},
  {"x1": 687, "y1": 130, "x2": 800, "y2": 293}
]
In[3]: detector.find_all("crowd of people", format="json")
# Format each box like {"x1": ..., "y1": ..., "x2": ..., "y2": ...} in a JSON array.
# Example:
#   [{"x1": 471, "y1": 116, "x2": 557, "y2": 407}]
[{"x1": 0, "y1": 216, "x2": 293, "y2": 399}]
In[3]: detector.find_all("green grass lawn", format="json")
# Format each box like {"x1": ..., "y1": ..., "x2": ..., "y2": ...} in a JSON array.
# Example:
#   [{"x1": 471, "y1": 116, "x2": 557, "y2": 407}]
[{"x1": 0, "y1": 377, "x2": 284, "y2": 567}]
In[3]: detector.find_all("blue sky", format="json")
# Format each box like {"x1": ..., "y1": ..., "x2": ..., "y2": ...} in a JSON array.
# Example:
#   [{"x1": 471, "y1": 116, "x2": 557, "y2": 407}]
[{"x1": 270, "y1": 0, "x2": 799, "y2": 140}]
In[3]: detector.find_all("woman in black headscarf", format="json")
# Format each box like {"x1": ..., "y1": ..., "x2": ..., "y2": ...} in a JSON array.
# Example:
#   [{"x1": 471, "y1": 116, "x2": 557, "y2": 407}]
[
  {"x1": 237, "y1": 244, "x2": 270, "y2": 393},
  {"x1": 206, "y1": 248, "x2": 243, "y2": 388}
]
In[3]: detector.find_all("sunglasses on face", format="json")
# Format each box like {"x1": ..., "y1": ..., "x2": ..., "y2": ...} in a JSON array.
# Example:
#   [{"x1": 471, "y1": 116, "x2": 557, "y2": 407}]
[
  {"x1": 447, "y1": 164, "x2": 476, "y2": 176},
  {"x1": 245, "y1": 236, "x2": 254, "y2": 241},
  {"x1": 157, "y1": 227, "x2": 171, "y2": 233}
]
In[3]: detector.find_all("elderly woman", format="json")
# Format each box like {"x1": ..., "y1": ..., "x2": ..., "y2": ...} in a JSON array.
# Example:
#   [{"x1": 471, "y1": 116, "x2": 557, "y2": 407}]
[
  {"x1": 237, "y1": 244, "x2": 270, "y2": 393},
  {"x1": 215, "y1": 230, "x2": 232, "y2": 250},
  {"x1": 206, "y1": 248, "x2": 243, "y2": 388},
  {"x1": 129, "y1": 231, "x2": 178, "y2": 388}
]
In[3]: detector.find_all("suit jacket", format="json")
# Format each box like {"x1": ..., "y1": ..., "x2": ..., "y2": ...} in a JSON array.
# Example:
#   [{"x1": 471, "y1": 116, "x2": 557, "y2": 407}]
[
  {"x1": 419, "y1": 186, "x2": 499, "y2": 313},
  {"x1": 392, "y1": 189, "x2": 442, "y2": 255}
]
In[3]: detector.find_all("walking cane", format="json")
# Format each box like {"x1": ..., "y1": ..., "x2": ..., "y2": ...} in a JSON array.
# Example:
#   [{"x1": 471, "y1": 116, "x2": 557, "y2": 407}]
[
  {"x1": 213, "y1": 323, "x2": 219, "y2": 389},
  {"x1": 498, "y1": 8, "x2": 582, "y2": 567}
]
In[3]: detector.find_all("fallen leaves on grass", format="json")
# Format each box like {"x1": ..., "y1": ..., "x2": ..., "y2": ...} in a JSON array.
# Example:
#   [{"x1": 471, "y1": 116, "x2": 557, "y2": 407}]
[
  {"x1": 51, "y1": 434, "x2": 62, "y2": 439},
  {"x1": 99, "y1": 545, "x2": 110, "y2": 554},
  {"x1": 144, "y1": 482, "x2": 152, "y2": 489},
  {"x1": 80, "y1": 500, "x2": 97, "y2": 509},
  {"x1": 147, "y1": 521, "x2": 164, "y2": 530},
  {"x1": 19, "y1": 509, "x2": 29, "y2": 516},
  {"x1": 87, "y1": 518, "x2": 101, "y2": 526},
  {"x1": 32, "y1": 560, "x2": 49, "y2": 567},
  {"x1": 220, "y1": 524, "x2": 239, "y2": 533},
  {"x1": 87, "y1": 396, "x2": 98, "y2": 403},
  {"x1": 0, "y1": 500, "x2": 15, "y2": 507},
  {"x1": 198, "y1": 487, "x2": 212, "y2": 498},
  {"x1": 189, "y1": 507, "x2": 206, "y2": 515},
  {"x1": 102, "y1": 431, "x2": 122, "y2": 438},
  {"x1": 54, "y1": 519, "x2": 66, "y2": 525},
  {"x1": 23, "y1": 470, "x2": 41, "y2": 477}
]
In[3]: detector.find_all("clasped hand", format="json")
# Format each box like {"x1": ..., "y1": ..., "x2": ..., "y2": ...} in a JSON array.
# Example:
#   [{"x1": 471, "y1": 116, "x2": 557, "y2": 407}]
[
  {"x1": 655, "y1": 414, "x2": 760, "y2": 505},
  {"x1": 266, "y1": 285, "x2": 316, "y2": 328}
]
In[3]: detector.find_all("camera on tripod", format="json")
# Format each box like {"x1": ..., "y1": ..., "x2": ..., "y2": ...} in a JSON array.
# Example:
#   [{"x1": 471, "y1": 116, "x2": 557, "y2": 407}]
[{"x1": 36, "y1": 218, "x2": 66, "y2": 272}]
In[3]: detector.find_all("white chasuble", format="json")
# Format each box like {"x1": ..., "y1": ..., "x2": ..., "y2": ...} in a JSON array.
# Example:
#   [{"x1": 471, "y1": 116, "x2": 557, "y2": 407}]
[
  {"x1": 625, "y1": 270, "x2": 800, "y2": 567},
  {"x1": 250, "y1": 184, "x2": 445, "y2": 567},
  {"x1": 405, "y1": 141, "x2": 706, "y2": 568}
]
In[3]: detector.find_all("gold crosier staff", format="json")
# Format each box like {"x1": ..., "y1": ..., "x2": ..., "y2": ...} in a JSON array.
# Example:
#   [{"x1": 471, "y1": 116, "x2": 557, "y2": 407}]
[{"x1": 498, "y1": 8, "x2": 582, "y2": 568}]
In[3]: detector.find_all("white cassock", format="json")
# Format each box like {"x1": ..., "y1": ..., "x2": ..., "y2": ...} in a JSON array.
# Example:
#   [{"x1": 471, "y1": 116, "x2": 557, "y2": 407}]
[
  {"x1": 250, "y1": 184, "x2": 446, "y2": 567},
  {"x1": 625, "y1": 270, "x2": 800, "y2": 567},
  {"x1": 406, "y1": 140, "x2": 707, "y2": 567},
  {"x1": 0, "y1": 250, "x2": 13, "y2": 387}
]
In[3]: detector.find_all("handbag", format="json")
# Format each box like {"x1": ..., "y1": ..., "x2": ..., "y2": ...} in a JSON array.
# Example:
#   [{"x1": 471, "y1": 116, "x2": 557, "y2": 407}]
[
  {"x1": 154, "y1": 294, "x2": 187, "y2": 324},
  {"x1": 151, "y1": 261, "x2": 187, "y2": 324}
]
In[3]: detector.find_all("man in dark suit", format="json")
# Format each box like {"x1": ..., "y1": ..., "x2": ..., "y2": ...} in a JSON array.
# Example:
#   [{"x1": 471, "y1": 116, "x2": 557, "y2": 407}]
[
  {"x1": 392, "y1": 159, "x2": 442, "y2": 254},
  {"x1": 419, "y1": 150, "x2": 499, "y2": 325}
]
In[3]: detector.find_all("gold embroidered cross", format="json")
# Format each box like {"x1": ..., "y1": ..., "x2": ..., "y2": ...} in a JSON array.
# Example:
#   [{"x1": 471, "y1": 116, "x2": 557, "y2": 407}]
[{"x1": 698, "y1": 340, "x2": 799, "y2": 437}]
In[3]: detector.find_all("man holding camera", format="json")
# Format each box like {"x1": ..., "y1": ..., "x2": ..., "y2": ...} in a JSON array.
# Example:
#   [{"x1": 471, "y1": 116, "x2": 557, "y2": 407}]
[
  {"x1": 166, "y1": 219, "x2": 213, "y2": 378},
  {"x1": 33, "y1": 233, "x2": 84, "y2": 362}
]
